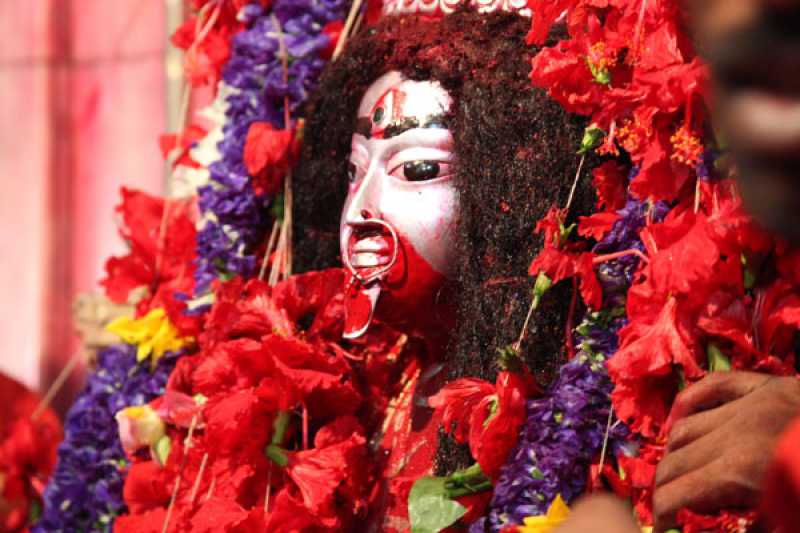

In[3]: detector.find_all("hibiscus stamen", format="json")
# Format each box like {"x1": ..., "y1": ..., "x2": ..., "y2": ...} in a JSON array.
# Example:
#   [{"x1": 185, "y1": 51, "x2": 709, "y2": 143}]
[
  {"x1": 592, "y1": 249, "x2": 649, "y2": 265},
  {"x1": 671, "y1": 126, "x2": 704, "y2": 167}
]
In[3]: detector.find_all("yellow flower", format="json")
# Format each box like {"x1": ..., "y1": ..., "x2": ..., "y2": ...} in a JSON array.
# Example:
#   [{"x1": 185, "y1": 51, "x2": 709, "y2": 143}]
[
  {"x1": 106, "y1": 308, "x2": 192, "y2": 364},
  {"x1": 518, "y1": 495, "x2": 570, "y2": 533}
]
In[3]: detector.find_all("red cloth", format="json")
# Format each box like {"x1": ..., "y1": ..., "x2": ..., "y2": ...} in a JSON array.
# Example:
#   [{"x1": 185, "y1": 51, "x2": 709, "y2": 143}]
[{"x1": 762, "y1": 415, "x2": 800, "y2": 532}]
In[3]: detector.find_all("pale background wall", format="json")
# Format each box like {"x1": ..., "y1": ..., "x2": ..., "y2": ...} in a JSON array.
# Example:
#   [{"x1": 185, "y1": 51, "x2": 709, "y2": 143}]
[{"x1": 0, "y1": 0, "x2": 177, "y2": 410}]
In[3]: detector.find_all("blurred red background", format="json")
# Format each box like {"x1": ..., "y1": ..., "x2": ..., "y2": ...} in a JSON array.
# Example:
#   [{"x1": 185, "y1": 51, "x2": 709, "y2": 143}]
[{"x1": 0, "y1": 0, "x2": 186, "y2": 411}]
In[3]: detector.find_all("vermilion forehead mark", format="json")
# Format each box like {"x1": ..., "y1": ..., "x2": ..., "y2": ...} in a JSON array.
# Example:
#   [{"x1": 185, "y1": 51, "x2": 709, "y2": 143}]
[{"x1": 355, "y1": 85, "x2": 447, "y2": 140}]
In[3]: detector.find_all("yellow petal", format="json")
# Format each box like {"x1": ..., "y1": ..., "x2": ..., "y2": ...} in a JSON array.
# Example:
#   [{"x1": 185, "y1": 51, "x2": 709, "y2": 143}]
[
  {"x1": 546, "y1": 494, "x2": 570, "y2": 523},
  {"x1": 517, "y1": 495, "x2": 571, "y2": 533},
  {"x1": 106, "y1": 308, "x2": 192, "y2": 365}
]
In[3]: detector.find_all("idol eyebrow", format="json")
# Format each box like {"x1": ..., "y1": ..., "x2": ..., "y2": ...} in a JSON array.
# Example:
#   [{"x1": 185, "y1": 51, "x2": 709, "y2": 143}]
[{"x1": 355, "y1": 114, "x2": 448, "y2": 139}]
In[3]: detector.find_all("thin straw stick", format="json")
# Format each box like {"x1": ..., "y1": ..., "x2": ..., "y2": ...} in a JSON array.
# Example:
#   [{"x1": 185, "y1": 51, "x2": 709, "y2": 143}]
[
  {"x1": 32, "y1": 349, "x2": 85, "y2": 421},
  {"x1": 333, "y1": 0, "x2": 365, "y2": 60},
  {"x1": 189, "y1": 452, "x2": 210, "y2": 503},
  {"x1": 162, "y1": 415, "x2": 199, "y2": 533},
  {"x1": 258, "y1": 220, "x2": 282, "y2": 281}
]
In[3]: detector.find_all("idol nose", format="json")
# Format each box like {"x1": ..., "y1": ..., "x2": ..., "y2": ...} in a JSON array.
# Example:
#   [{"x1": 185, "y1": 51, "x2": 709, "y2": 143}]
[{"x1": 344, "y1": 164, "x2": 384, "y2": 224}]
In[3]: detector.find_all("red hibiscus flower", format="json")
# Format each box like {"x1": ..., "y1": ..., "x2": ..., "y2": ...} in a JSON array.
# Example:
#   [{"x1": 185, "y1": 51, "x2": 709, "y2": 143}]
[
  {"x1": 528, "y1": 206, "x2": 603, "y2": 309},
  {"x1": 101, "y1": 188, "x2": 199, "y2": 335},
  {"x1": 279, "y1": 431, "x2": 366, "y2": 526},
  {"x1": 430, "y1": 372, "x2": 537, "y2": 480},
  {"x1": 243, "y1": 122, "x2": 301, "y2": 197},
  {"x1": 159, "y1": 125, "x2": 208, "y2": 169}
]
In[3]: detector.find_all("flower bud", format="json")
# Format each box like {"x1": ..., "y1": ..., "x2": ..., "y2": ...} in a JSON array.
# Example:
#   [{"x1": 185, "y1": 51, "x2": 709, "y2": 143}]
[{"x1": 115, "y1": 405, "x2": 166, "y2": 455}]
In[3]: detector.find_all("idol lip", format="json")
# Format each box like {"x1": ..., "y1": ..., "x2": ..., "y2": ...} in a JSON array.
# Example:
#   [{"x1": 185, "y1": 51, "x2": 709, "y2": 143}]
[
  {"x1": 348, "y1": 234, "x2": 391, "y2": 269},
  {"x1": 342, "y1": 219, "x2": 400, "y2": 285}
]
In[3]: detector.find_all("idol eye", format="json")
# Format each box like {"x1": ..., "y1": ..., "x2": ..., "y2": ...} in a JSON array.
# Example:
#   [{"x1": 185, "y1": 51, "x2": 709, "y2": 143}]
[
  {"x1": 403, "y1": 160, "x2": 443, "y2": 182},
  {"x1": 347, "y1": 161, "x2": 358, "y2": 183}
]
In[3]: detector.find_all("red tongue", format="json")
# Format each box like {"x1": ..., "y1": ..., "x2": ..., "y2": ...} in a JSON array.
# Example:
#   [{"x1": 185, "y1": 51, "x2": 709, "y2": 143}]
[{"x1": 343, "y1": 281, "x2": 381, "y2": 339}]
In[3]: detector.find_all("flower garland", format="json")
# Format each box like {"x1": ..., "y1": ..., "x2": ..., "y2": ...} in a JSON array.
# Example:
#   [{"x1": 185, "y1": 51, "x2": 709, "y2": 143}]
[
  {"x1": 0, "y1": 374, "x2": 62, "y2": 532},
  {"x1": 469, "y1": 187, "x2": 665, "y2": 532},
  {"x1": 33, "y1": 2, "x2": 800, "y2": 532},
  {"x1": 193, "y1": 0, "x2": 348, "y2": 293},
  {"x1": 478, "y1": 1, "x2": 800, "y2": 530},
  {"x1": 33, "y1": 345, "x2": 179, "y2": 532},
  {"x1": 36, "y1": 1, "x2": 352, "y2": 530},
  {"x1": 113, "y1": 271, "x2": 411, "y2": 531}
]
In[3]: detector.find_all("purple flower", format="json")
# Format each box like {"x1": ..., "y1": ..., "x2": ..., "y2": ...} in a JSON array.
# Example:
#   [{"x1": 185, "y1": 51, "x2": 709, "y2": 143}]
[
  {"x1": 194, "y1": 0, "x2": 349, "y2": 293},
  {"x1": 477, "y1": 315, "x2": 629, "y2": 532},
  {"x1": 472, "y1": 169, "x2": 674, "y2": 531},
  {"x1": 33, "y1": 345, "x2": 178, "y2": 533}
]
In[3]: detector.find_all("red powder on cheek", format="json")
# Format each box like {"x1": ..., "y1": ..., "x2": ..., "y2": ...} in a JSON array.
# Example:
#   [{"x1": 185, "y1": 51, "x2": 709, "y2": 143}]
[{"x1": 376, "y1": 233, "x2": 447, "y2": 328}]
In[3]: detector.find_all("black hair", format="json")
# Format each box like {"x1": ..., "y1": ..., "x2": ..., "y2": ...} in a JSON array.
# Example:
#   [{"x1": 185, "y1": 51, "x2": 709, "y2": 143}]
[{"x1": 293, "y1": 8, "x2": 595, "y2": 471}]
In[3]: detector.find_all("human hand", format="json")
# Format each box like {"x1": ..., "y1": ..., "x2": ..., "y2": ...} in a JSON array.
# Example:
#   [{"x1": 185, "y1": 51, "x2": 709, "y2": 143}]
[
  {"x1": 653, "y1": 371, "x2": 800, "y2": 531},
  {"x1": 554, "y1": 494, "x2": 640, "y2": 533}
]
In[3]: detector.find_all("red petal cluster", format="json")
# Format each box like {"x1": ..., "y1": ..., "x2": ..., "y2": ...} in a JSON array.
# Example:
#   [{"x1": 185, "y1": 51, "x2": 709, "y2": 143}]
[
  {"x1": 527, "y1": 0, "x2": 709, "y2": 202},
  {"x1": 0, "y1": 374, "x2": 62, "y2": 532},
  {"x1": 117, "y1": 269, "x2": 414, "y2": 531},
  {"x1": 606, "y1": 182, "x2": 800, "y2": 526},
  {"x1": 159, "y1": 125, "x2": 208, "y2": 170},
  {"x1": 528, "y1": 206, "x2": 603, "y2": 310},
  {"x1": 243, "y1": 122, "x2": 300, "y2": 197},
  {"x1": 429, "y1": 371, "x2": 537, "y2": 481},
  {"x1": 171, "y1": 2, "x2": 271, "y2": 87},
  {"x1": 101, "y1": 188, "x2": 200, "y2": 336}
]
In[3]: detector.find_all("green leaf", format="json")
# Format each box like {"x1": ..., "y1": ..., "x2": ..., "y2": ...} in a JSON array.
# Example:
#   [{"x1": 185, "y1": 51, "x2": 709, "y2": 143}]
[
  {"x1": 496, "y1": 344, "x2": 522, "y2": 372},
  {"x1": 586, "y1": 58, "x2": 611, "y2": 85},
  {"x1": 265, "y1": 444, "x2": 289, "y2": 467},
  {"x1": 445, "y1": 463, "x2": 492, "y2": 498},
  {"x1": 707, "y1": 344, "x2": 731, "y2": 372},
  {"x1": 741, "y1": 253, "x2": 756, "y2": 290},
  {"x1": 154, "y1": 435, "x2": 172, "y2": 466},
  {"x1": 271, "y1": 411, "x2": 291, "y2": 445},
  {"x1": 270, "y1": 192, "x2": 285, "y2": 221},
  {"x1": 408, "y1": 477, "x2": 467, "y2": 533}
]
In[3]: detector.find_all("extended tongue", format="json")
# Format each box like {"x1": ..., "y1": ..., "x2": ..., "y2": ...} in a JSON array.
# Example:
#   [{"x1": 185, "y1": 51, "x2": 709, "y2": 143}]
[{"x1": 343, "y1": 281, "x2": 382, "y2": 339}]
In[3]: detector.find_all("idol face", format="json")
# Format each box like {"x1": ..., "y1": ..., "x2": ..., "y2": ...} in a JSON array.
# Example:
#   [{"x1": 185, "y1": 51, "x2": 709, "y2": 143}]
[{"x1": 340, "y1": 71, "x2": 458, "y2": 338}]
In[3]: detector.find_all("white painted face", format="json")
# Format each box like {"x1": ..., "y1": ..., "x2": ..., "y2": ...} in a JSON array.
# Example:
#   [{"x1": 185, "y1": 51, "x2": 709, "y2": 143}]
[{"x1": 339, "y1": 71, "x2": 459, "y2": 338}]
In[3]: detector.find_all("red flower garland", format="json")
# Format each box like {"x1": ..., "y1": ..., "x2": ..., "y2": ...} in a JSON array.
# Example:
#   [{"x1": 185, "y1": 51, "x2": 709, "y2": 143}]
[{"x1": 525, "y1": 0, "x2": 800, "y2": 528}]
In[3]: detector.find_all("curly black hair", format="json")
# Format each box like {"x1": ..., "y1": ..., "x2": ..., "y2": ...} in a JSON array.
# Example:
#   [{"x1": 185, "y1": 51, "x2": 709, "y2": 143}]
[{"x1": 293, "y1": 8, "x2": 596, "y2": 470}]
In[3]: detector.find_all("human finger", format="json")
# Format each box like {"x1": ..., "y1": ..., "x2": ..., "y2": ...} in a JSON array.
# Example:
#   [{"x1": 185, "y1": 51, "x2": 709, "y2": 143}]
[
  {"x1": 668, "y1": 372, "x2": 772, "y2": 423},
  {"x1": 653, "y1": 456, "x2": 760, "y2": 532},
  {"x1": 656, "y1": 429, "x2": 725, "y2": 488},
  {"x1": 666, "y1": 399, "x2": 739, "y2": 452},
  {"x1": 555, "y1": 494, "x2": 640, "y2": 533}
]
